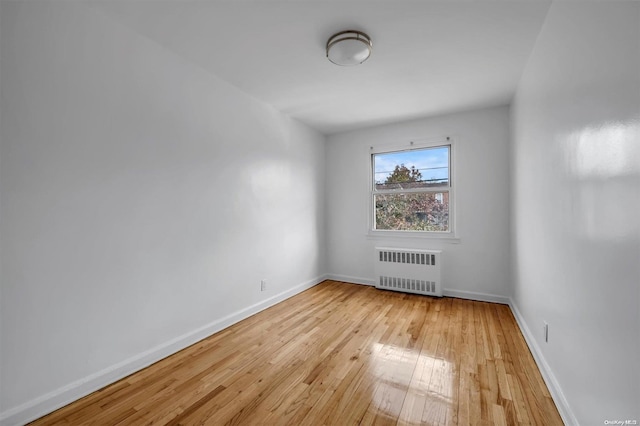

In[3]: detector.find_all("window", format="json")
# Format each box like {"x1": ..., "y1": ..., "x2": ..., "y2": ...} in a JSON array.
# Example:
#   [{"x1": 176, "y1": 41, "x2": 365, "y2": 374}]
[{"x1": 371, "y1": 140, "x2": 452, "y2": 234}]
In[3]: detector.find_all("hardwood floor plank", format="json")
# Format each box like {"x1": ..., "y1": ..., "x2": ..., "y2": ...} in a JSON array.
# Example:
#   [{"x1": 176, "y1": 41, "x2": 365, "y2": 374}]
[{"x1": 29, "y1": 281, "x2": 563, "y2": 426}]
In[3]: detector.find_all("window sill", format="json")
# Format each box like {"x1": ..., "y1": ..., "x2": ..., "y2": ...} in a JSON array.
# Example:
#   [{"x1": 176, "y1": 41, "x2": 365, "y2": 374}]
[{"x1": 366, "y1": 230, "x2": 461, "y2": 243}]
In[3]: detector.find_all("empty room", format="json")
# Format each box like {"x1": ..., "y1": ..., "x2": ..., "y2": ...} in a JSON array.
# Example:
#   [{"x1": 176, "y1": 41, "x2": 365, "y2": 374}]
[{"x1": 0, "y1": 1, "x2": 638, "y2": 425}]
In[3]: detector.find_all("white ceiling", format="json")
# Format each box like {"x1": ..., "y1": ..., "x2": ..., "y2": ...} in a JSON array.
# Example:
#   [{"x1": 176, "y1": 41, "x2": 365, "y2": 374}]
[{"x1": 94, "y1": 1, "x2": 551, "y2": 135}]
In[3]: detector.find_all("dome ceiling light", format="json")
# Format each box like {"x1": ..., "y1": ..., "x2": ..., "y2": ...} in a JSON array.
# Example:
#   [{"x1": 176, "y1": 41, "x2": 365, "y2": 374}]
[{"x1": 326, "y1": 30, "x2": 372, "y2": 66}]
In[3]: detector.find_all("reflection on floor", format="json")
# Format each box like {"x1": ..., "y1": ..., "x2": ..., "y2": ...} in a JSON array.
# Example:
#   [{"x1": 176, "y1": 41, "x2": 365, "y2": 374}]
[{"x1": 370, "y1": 342, "x2": 454, "y2": 423}]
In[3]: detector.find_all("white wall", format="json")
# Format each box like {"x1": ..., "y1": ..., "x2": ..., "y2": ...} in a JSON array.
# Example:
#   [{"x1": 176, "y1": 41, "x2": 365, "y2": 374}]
[
  {"x1": 0, "y1": 3, "x2": 3, "y2": 415},
  {"x1": 511, "y1": 2, "x2": 640, "y2": 424},
  {"x1": 0, "y1": 2, "x2": 325, "y2": 424},
  {"x1": 326, "y1": 106, "x2": 511, "y2": 301}
]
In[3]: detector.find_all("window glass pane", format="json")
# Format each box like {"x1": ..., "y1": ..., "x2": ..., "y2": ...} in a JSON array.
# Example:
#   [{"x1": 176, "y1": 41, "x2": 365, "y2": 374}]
[
  {"x1": 374, "y1": 146, "x2": 449, "y2": 190},
  {"x1": 375, "y1": 192, "x2": 449, "y2": 231}
]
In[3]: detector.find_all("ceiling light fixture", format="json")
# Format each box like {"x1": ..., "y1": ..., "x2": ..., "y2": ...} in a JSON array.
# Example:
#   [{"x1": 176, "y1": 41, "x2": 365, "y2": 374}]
[{"x1": 326, "y1": 30, "x2": 372, "y2": 66}]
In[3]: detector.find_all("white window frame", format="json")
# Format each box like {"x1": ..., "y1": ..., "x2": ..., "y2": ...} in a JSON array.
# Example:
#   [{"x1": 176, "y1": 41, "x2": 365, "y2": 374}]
[{"x1": 367, "y1": 136, "x2": 457, "y2": 240}]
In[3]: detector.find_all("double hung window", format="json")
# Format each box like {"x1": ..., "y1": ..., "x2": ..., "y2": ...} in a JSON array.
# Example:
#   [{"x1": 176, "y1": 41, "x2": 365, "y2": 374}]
[{"x1": 371, "y1": 140, "x2": 452, "y2": 234}]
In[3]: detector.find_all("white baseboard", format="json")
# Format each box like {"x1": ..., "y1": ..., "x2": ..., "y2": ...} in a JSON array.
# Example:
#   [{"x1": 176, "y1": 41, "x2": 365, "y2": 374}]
[
  {"x1": 508, "y1": 298, "x2": 578, "y2": 426},
  {"x1": 443, "y1": 288, "x2": 510, "y2": 305},
  {"x1": 327, "y1": 275, "x2": 511, "y2": 305},
  {"x1": 0, "y1": 275, "x2": 327, "y2": 426},
  {"x1": 325, "y1": 274, "x2": 375, "y2": 286}
]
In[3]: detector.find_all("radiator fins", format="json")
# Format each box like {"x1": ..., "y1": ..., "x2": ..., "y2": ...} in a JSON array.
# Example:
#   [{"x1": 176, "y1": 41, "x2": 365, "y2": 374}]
[{"x1": 374, "y1": 248, "x2": 442, "y2": 297}]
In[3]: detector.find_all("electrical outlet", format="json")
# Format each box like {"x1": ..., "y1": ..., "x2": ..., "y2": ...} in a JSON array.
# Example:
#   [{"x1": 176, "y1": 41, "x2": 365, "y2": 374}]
[
  {"x1": 543, "y1": 322, "x2": 549, "y2": 343},
  {"x1": 261, "y1": 280, "x2": 267, "y2": 291}
]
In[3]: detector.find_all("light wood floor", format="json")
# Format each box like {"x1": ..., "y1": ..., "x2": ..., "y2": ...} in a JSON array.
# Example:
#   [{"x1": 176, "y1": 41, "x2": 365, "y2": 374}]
[{"x1": 30, "y1": 280, "x2": 563, "y2": 425}]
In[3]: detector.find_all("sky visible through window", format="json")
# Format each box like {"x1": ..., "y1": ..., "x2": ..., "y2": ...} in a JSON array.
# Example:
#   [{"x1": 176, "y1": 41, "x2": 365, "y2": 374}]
[{"x1": 374, "y1": 146, "x2": 449, "y2": 184}]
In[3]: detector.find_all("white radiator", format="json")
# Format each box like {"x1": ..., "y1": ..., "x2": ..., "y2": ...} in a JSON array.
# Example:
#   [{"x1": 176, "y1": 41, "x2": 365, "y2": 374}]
[{"x1": 374, "y1": 247, "x2": 442, "y2": 297}]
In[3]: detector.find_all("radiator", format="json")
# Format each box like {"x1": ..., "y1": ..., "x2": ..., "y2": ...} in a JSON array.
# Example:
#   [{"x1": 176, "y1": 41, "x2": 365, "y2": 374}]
[{"x1": 374, "y1": 247, "x2": 442, "y2": 297}]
